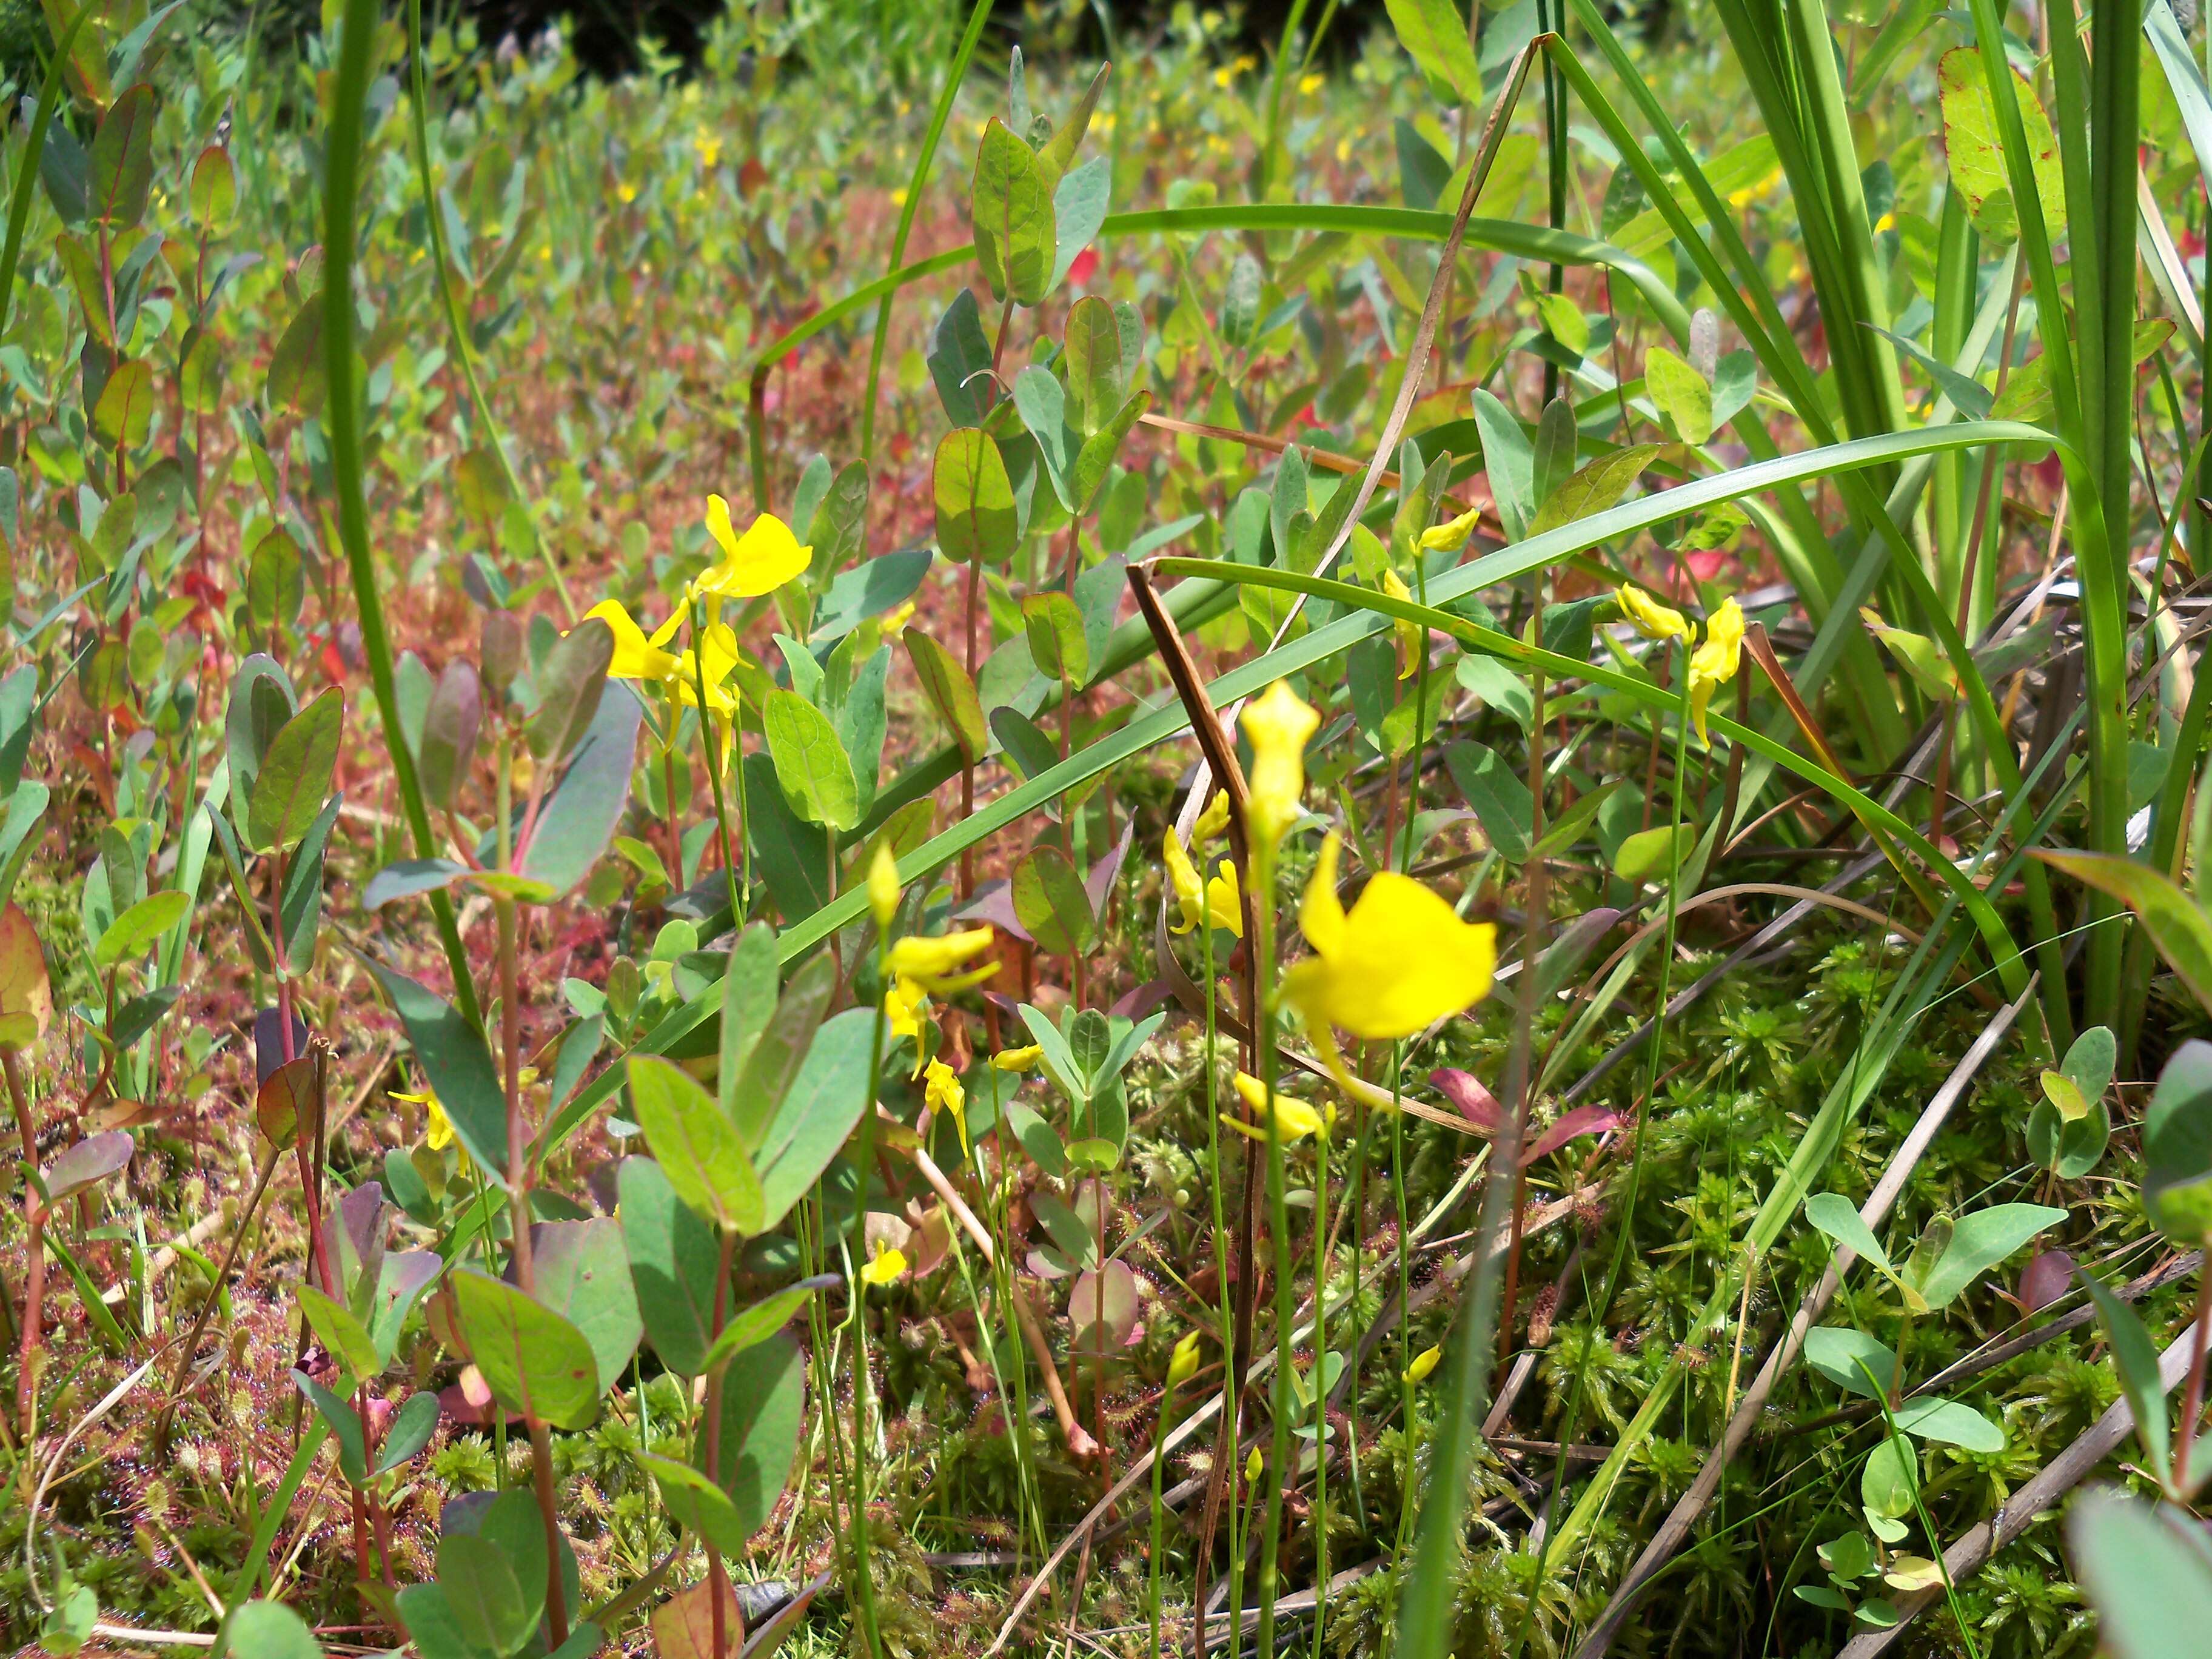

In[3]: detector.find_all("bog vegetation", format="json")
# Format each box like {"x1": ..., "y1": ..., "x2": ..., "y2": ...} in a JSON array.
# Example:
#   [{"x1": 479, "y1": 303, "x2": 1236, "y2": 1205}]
[{"x1": 8, "y1": 0, "x2": 2212, "y2": 1654}]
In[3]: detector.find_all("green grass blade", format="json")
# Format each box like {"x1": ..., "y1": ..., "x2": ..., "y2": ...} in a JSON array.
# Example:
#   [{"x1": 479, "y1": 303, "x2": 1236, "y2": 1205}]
[
  {"x1": 857, "y1": 0, "x2": 994, "y2": 461},
  {"x1": 328, "y1": 0, "x2": 481, "y2": 1026}
]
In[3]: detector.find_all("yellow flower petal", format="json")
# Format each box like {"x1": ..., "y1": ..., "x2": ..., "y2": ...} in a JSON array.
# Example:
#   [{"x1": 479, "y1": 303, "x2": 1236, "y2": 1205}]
[
  {"x1": 1384, "y1": 569, "x2": 1423, "y2": 679},
  {"x1": 699, "y1": 498, "x2": 812, "y2": 598},
  {"x1": 887, "y1": 926, "x2": 996, "y2": 991},
  {"x1": 1419, "y1": 506, "x2": 1483, "y2": 552},
  {"x1": 860, "y1": 1245, "x2": 907, "y2": 1287},
  {"x1": 1204, "y1": 861, "x2": 1242, "y2": 938},
  {"x1": 586, "y1": 598, "x2": 680, "y2": 683},
  {"x1": 1403, "y1": 1343, "x2": 1441, "y2": 1384},
  {"x1": 993, "y1": 1044, "x2": 1043, "y2": 1071},
  {"x1": 1165, "y1": 826, "x2": 1205, "y2": 935},
  {"x1": 1192, "y1": 789, "x2": 1232, "y2": 843},
  {"x1": 1686, "y1": 597, "x2": 1745, "y2": 747},
  {"x1": 1241, "y1": 681, "x2": 1319, "y2": 850},
  {"x1": 1617, "y1": 583, "x2": 1691, "y2": 645},
  {"x1": 1301, "y1": 833, "x2": 1347, "y2": 956},
  {"x1": 1225, "y1": 1072, "x2": 1332, "y2": 1142},
  {"x1": 1281, "y1": 870, "x2": 1496, "y2": 1041},
  {"x1": 925, "y1": 1058, "x2": 968, "y2": 1153}
]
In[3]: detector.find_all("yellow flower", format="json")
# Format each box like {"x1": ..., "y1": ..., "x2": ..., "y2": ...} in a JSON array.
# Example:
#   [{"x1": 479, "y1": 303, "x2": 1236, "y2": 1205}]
[
  {"x1": 1167, "y1": 1330, "x2": 1203, "y2": 1389},
  {"x1": 1191, "y1": 789, "x2": 1231, "y2": 844},
  {"x1": 886, "y1": 926, "x2": 999, "y2": 994},
  {"x1": 1240, "y1": 681, "x2": 1318, "y2": 851},
  {"x1": 1617, "y1": 583, "x2": 1691, "y2": 645},
  {"x1": 694, "y1": 129, "x2": 722, "y2": 169},
  {"x1": 1299, "y1": 71, "x2": 1324, "y2": 94},
  {"x1": 925, "y1": 1058, "x2": 968, "y2": 1153},
  {"x1": 885, "y1": 975, "x2": 929, "y2": 1077},
  {"x1": 1403, "y1": 1344, "x2": 1441, "y2": 1384},
  {"x1": 868, "y1": 842, "x2": 902, "y2": 932},
  {"x1": 1383, "y1": 569, "x2": 1422, "y2": 679},
  {"x1": 1686, "y1": 597, "x2": 1746, "y2": 746},
  {"x1": 1221, "y1": 1071, "x2": 1333, "y2": 1144},
  {"x1": 616, "y1": 180, "x2": 638, "y2": 204},
  {"x1": 392, "y1": 1087, "x2": 450, "y2": 1150},
  {"x1": 879, "y1": 600, "x2": 917, "y2": 637},
  {"x1": 1419, "y1": 505, "x2": 1483, "y2": 552},
  {"x1": 860, "y1": 1244, "x2": 907, "y2": 1287},
  {"x1": 1281, "y1": 834, "x2": 1496, "y2": 1094},
  {"x1": 586, "y1": 598, "x2": 682, "y2": 685},
  {"x1": 697, "y1": 498, "x2": 812, "y2": 600},
  {"x1": 993, "y1": 1044, "x2": 1043, "y2": 1072},
  {"x1": 1166, "y1": 828, "x2": 1240, "y2": 936}
]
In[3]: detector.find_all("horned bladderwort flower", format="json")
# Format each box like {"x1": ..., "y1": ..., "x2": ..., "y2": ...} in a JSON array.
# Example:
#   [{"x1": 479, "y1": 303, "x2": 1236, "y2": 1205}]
[
  {"x1": 696, "y1": 497, "x2": 811, "y2": 608},
  {"x1": 1687, "y1": 595, "x2": 1745, "y2": 745},
  {"x1": 1280, "y1": 832, "x2": 1497, "y2": 1096},
  {"x1": 1617, "y1": 583, "x2": 1692, "y2": 646},
  {"x1": 1164, "y1": 826, "x2": 1242, "y2": 937},
  {"x1": 1167, "y1": 1330, "x2": 1204, "y2": 1390},
  {"x1": 882, "y1": 924, "x2": 998, "y2": 1079},
  {"x1": 859, "y1": 1242, "x2": 907, "y2": 1287},
  {"x1": 923, "y1": 1058, "x2": 968, "y2": 1154},
  {"x1": 1241, "y1": 679, "x2": 1319, "y2": 853},
  {"x1": 993, "y1": 1044, "x2": 1043, "y2": 1072},
  {"x1": 1403, "y1": 1344, "x2": 1441, "y2": 1385},
  {"x1": 1221, "y1": 1071, "x2": 1333, "y2": 1145}
]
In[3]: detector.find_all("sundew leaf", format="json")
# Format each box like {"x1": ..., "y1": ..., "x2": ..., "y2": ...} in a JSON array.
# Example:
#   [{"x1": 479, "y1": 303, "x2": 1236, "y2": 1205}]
[{"x1": 1938, "y1": 46, "x2": 2066, "y2": 245}]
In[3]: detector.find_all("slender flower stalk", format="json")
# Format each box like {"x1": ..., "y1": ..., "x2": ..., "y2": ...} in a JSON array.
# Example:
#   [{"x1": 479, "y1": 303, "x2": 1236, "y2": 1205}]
[{"x1": 1149, "y1": 1331, "x2": 1204, "y2": 1659}]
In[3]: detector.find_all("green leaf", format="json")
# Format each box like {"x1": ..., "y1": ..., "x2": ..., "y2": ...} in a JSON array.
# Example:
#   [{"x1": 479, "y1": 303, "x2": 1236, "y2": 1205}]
[
  {"x1": 906, "y1": 629, "x2": 988, "y2": 761},
  {"x1": 1891, "y1": 1396, "x2": 2004, "y2": 1452},
  {"x1": 89, "y1": 84, "x2": 155, "y2": 232},
  {"x1": 1644, "y1": 347, "x2": 1714, "y2": 444},
  {"x1": 2041, "y1": 852, "x2": 2212, "y2": 1019},
  {"x1": 729, "y1": 951, "x2": 835, "y2": 1155},
  {"x1": 719, "y1": 922, "x2": 781, "y2": 1132},
  {"x1": 971, "y1": 117, "x2": 1054, "y2": 305},
  {"x1": 1917, "y1": 1202, "x2": 2066, "y2": 1310},
  {"x1": 190, "y1": 146, "x2": 235, "y2": 231},
  {"x1": 93, "y1": 889, "x2": 186, "y2": 968},
  {"x1": 628, "y1": 1056, "x2": 765, "y2": 1234},
  {"x1": 523, "y1": 1218, "x2": 642, "y2": 1393},
  {"x1": 619, "y1": 1155, "x2": 721, "y2": 1376},
  {"x1": 1022, "y1": 592, "x2": 1090, "y2": 687},
  {"x1": 1063, "y1": 295, "x2": 1126, "y2": 435},
  {"x1": 215, "y1": 1601, "x2": 326, "y2": 1659},
  {"x1": 2145, "y1": 1041, "x2": 2212, "y2": 1242},
  {"x1": 297, "y1": 1282, "x2": 379, "y2": 1382},
  {"x1": 2063, "y1": 1024, "x2": 2117, "y2": 1101},
  {"x1": 1937, "y1": 47, "x2": 2066, "y2": 244},
  {"x1": 519, "y1": 683, "x2": 641, "y2": 897},
  {"x1": 1529, "y1": 444, "x2": 1659, "y2": 536},
  {"x1": 365, "y1": 962, "x2": 509, "y2": 1184},
  {"x1": 934, "y1": 428, "x2": 1021, "y2": 566},
  {"x1": 755, "y1": 1008, "x2": 875, "y2": 1230},
  {"x1": 2071, "y1": 1493, "x2": 2212, "y2": 1658},
  {"x1": 525, "y1": 615, "x2": 612, "y2": 762},
  {"x1": 265, "y1": 295, "x2": 325, "y2": 415},
  {"x1": 641, "y1": 1450, "x2": 755, "y2": 1556},
  {"x1": 700, "y1": 1275, "x2": 838, "y2": 1375},
  {"x1": 1445, "y1": 739, "x2": 1533, "y2": 862},
  {"x1": 1383, "y1": 0, "x2": 1484, "y2": 104},
  {"x1": 375, "y1": 1390, "x2": 440, "y2": 1475},
  {"x1": 247, "y1": 688, "x2": 343, "y2": 854},
  {"x1": 1612, "y1": 823, "x2": 1695, "y2": 886},
  {"x1": 699, "y1": 1330, "x2": 806, "y2": 1536},
  {"x1": 762, "y1": 690, "x2": 859, "y2": 833},
  {"x1": 1805, "y1": 1326, "x2": 1898, "y2": 1400},
  {"x1": 2041, "y1": 1068, "x2": 2091, "y2": 1122},
  {"x1": 451, "y1": 1266, "x2": 602, "y2": 1430},
  {"x1": 436, "y1": 1530, "x2": 535, "y2": 1658},
  {"x1": 1805, "y1": 1191, "x2": 1892, "y2": 1275},
  {"x1": 92, "y1": 358, "x2": 155, "y2": 448},
  {"x1": 290, "y1": 1367, "x2": 367, "y2": 1486},
  {"x1": 1860, "y1": 1433, "x2": 1919, "y2": 1520},
  {"x1": 1050, "y1": 155, "x2": 1111, "y2": 291},
  {"x1": 1014, "y1": 844, "x2": 1094, "y2": 954}
]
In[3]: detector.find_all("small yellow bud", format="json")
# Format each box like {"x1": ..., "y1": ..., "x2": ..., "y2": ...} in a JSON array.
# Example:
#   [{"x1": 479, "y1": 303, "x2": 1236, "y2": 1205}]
[
  {"x1": 868, "y1": 842, "x2": 902, "y2": 932},
  {"x1": 1403, "y1": 1344, "x2": 1441, "y2": 1384},
  {"x1": 1167, "y1": 1330, "x2": 1202, "y2": 1389}
]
